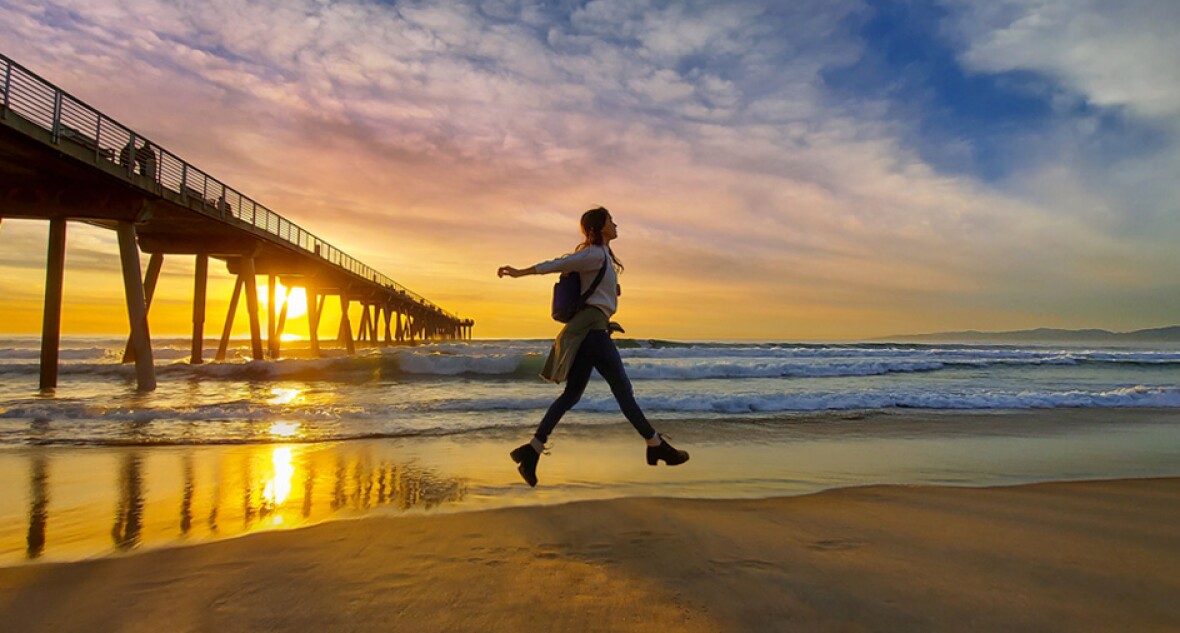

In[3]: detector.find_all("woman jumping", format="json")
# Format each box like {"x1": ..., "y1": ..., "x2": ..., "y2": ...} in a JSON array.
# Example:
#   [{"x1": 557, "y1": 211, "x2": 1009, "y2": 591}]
[{"x1": 497, "y1": 206, "x2": 689, "y2": 487}]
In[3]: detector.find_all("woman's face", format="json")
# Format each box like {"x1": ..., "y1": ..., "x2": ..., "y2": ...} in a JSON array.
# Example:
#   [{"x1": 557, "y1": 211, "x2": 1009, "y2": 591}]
[{"x1": 601, "y1": 215, "x2": 618, "y2": 241}]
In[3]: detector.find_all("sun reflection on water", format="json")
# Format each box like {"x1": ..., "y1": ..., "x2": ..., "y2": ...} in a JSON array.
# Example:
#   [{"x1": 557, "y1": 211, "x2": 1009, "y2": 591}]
[
  {"x1": 268, "y1": 421, "x2": 302, "y2": 439},
  {"x1": 267, "y1": 388, "x2": 300, "y2": 406},
  {"x1": 262, "y1": 446, "x2": 295, "y2": 508},
  {"x1": 2, "y1": 442, "x2": 469, "y2": 564}
]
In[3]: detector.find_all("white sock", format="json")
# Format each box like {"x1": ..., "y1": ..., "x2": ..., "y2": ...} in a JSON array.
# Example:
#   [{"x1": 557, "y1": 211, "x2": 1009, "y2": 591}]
[
  {"x1": 645, "y1": 433, "x2": 662, "y2": 447},
  {"x1": 530, "y1": 437, "x2": 545, "y2": 453}
]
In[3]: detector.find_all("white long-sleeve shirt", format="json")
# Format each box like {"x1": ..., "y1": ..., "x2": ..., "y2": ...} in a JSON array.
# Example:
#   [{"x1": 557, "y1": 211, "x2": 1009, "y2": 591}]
[{"x1": 534, "y1": 245, "x2": 617, "y2": 317}]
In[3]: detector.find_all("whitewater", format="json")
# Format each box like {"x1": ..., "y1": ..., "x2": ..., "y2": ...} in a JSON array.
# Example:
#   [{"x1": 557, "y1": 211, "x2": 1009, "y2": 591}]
[{"x1": 2, "y1": 336, "x2": 1179, "y2": 447}]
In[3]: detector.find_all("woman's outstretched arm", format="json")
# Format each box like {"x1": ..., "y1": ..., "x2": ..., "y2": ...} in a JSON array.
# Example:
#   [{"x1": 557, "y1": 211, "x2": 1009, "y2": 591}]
[{"x1": 497, "y1": 265, "x2": 537, "y2": 278}]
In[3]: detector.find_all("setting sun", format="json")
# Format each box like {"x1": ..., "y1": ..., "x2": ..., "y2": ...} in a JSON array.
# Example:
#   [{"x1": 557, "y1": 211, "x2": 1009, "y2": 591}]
[{"x1": 257, "y1": 281, "x2": 308, "y2": 320}]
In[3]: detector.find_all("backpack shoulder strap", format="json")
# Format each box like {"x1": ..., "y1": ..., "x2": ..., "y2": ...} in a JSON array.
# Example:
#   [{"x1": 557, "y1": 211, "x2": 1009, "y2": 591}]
[{"x1": 579, "y1": 247, "x2": 609, "y2": 302}]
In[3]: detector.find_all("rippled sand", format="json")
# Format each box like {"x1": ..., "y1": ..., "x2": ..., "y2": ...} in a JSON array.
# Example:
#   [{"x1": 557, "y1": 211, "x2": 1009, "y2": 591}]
[{"x1": 1, "y1": 477, "x2": 1177, "y2": 632}]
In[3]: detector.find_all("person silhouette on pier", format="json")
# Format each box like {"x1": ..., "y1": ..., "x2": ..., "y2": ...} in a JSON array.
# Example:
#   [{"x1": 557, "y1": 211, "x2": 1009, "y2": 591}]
[
  {"x1": 497, "y1": 206, "x2": 688, "y2": 487},
  {"x1": 118, "y1": 140, "x2": 134, "y2": 171},
  {"x1": 137, "y1": 142, "x2": 157, "y2": 180},
  {"x1": 119, "y1": 140, "x2": 157, "y2": 179}
]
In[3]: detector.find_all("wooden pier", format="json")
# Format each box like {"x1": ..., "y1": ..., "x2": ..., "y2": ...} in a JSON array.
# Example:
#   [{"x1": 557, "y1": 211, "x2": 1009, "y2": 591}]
[{"x1": 0, "y1": 53, "x2": 474, "y2": 391}]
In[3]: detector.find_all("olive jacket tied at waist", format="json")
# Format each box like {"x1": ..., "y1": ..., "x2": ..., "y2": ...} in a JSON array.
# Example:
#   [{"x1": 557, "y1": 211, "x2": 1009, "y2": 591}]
[{"x1": 540, "y1": 306, "x2": 609, "y2": 383}]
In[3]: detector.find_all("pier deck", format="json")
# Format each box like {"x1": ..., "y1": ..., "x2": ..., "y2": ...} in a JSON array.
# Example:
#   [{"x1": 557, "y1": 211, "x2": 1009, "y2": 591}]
[{"x1": 0, "y1": 52, "x2": 473, "y2": 390}]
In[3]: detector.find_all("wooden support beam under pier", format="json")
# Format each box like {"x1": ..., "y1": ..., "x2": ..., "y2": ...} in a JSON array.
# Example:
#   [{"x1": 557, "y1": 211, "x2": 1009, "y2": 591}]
[
  {"x1": 274, "y1": 284, "x2": 289, "y2": 358},
  {"x1": 306, "y1": 281, "x2": 320, "y2": 359},
  {"x1": 191, "y1": 254, "x2": 207, "y2": 364},
  {"x1": 216, "y1": 276, "x2": 243, "y2": 362},
  {"x1": 357, "y1": 303, "x2": 371, "y2": 344},
  {"x1": 39, "y1": 218, "x2": 66, "y2": 391},
  {"x1": 267, "y1": 275, "x2": 277, "y2": 359},
  {"x1": 339, "y1": 294, "x2": 355, "y2": 355},
  {"x1": 123, "y1": 252, "x2": 162, "y2": 364},
  {"x1": 337, "y1": 297, "x2": 348, "y2": 344},
  {"x1": 308, "y1": 283, "x2": 322, "y2": 356},
  {"x1": 241, "y1": 256, "x2": 264, "y2": 361},
  {"x1": 369, "y1": 304, "x2": 378, "y2": 344},
  {"x1": 383, "y1": 306, "x2": 393, "y2": 346},
  {"x1": 116, "y1": 221, "x2": 156, "y2": 391}
]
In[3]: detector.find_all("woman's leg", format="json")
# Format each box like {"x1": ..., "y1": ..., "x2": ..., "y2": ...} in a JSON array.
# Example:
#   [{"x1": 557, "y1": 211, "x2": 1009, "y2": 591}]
[
  {"x1": 588, "y1": 331, "x2": 657, "y2": 440},
  {"x1": 514, "y1": 335, "x2": 599, "y2": 487},
  {"x1": 532, "y1": 338, "x2": 596, "y2": 444},
  {"x1": 589, "y1": 332, "x2": 689, "y2": 465}
]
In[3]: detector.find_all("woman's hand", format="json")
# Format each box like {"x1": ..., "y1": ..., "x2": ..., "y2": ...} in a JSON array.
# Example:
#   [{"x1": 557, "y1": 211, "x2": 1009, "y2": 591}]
[{"x1": 498, "y1": 265, "x2": 538, "y2": 278}]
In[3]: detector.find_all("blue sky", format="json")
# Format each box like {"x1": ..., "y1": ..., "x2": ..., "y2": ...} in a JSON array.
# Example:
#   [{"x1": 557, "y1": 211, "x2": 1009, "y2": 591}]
[
  {"x1": 1, "y1": 0, "x2": 1178, "y2": 338},
  {"x1": 825, "y1": 0, "x2": 1058, "y2": 181}
]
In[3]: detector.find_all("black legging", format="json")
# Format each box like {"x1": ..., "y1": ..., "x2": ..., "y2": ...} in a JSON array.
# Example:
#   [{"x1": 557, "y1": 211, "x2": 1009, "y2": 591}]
[{"x1": 534, "y1": 330, "x2": 656, "y2": 443}]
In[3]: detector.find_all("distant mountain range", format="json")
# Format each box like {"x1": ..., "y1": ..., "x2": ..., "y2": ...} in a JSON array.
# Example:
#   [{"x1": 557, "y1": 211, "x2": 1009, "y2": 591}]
[{"x1": 881, "y1": 326, "x2": 1180, "y2": 343}]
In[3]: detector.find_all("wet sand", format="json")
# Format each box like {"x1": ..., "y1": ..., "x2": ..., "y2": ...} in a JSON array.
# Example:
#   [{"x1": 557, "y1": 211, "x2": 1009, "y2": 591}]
[
  {"x1": 4, "y1": 408, "x2": 1180, "y2": 566},
  {"x1": 1, "y1": 477, "x2": 1177, "y2": 632}
]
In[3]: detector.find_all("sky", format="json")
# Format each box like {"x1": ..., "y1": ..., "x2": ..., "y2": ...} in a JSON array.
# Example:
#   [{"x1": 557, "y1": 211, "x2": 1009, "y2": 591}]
[{"x1": 1, "y1": 0, "x2": 1178, "y2": 340}]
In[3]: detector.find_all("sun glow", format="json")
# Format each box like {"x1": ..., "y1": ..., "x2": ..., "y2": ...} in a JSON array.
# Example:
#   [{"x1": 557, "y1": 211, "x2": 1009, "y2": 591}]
[
  {"x1": 267, "y1": 388, "x2": 300, "y2": 406},
  {"x1": 262, "y1": 446, "x2": 295, "y2": 507},
  {"x1": 257, "y1": 281, "x2": 308, "y2": 320},
  {"x1": 268, "y1": 420, "x2": 302, "y2": 438}
]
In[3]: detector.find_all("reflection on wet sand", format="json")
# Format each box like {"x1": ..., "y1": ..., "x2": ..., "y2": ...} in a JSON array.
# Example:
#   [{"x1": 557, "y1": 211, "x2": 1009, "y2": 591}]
[
  {"x1": 26, "y1": 455, "x2": 47, "y2": 559},
  {"x1": 180, "y1": 454, "x2": 194, "y2": 535},
  {"x1": 5, "y1": 443, "x2": 467, "y2": 564},
  {"x1": 111, "y1": 453, "x2": 144, "y2": 550},
  {"x1": 302, "y1": 463, "x2": 315, "y2": 518}
]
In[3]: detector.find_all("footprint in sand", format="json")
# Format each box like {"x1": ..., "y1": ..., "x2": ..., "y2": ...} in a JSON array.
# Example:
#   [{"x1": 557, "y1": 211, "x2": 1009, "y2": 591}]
[{"x1": 807, "y1": 538, "x2": 868, "y2": 552}]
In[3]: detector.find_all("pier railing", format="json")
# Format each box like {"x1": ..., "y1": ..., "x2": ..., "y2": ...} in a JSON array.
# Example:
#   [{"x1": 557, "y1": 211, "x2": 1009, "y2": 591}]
[{"x1": 0, "y1": 53, "x2": 458, "y2": 322}]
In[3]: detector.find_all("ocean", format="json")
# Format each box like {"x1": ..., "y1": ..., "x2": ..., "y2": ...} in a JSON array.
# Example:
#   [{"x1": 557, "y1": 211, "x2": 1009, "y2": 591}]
[
  {"x1": 2, "y1": 335, "x2": 1179, "y2": 563},
  {"x1": 4, "y1": 336, "x2": 1180, "y2": 445}
]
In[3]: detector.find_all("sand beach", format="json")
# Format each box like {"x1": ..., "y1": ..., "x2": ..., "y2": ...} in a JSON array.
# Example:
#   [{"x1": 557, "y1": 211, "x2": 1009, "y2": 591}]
[{"x1": 1, "y1": 476, "x2": 1177, "y2": 632}]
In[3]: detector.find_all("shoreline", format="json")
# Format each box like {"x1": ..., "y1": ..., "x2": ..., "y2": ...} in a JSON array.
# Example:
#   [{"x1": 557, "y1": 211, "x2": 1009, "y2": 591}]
[
  {"x1": 2, "y1": 477, "x2": 1177, "y2": 631},
  {"x1": 2, "y1": 407, "x2": 1179, "y2": 566},
  {"x1": 2, "y1": 405, "x2": 1178, "y2": 446}
]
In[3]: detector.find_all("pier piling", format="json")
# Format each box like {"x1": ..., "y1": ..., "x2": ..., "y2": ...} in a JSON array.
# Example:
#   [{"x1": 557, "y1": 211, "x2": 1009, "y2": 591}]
[
  {"x1": 123, "y1": 252, "x2": 162, "y2": 364},
  {"x1": 369, "y1": 305, "x2": 379, "y2": 343},
  {"x1": 241, "y1": 257, "x2": 263, "y2": 360},
  {"x1": 38, "y1": 218, "x2": 66, "y2": 391},
  {"x1": 274, "y1": 284, "x2": 289, "y2": 358},
  {"x1": 116, "y1": 221, "x2": 156, "y2": 391},
  {"x1": 191, "y1": 254, "x2": 207, "y2": 364},
  {"x1": 339, "y1": 294, "x2": 355, "y2": 355},
  {"x1": 307, "y1": 278, "x2": 321, "y2": 356},
  {"x1": 357, "y1": 303, "x2": 371, "y2": 344},
  {"x1": 267, "y1": 274, "x2": 276, "y2": 359},
  {"x1": 383, "y1": 306, "x2": 393, "y2": 345},
  {"x1": 215, "y1": 276, "x2": 243, "y2": 362}
]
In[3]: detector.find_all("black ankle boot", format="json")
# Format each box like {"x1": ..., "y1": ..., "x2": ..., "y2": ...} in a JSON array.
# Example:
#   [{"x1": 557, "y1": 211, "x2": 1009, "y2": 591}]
[
  {"x1": 510, "y1": 443, "x2": 540, "y2": 487},
  {"x1": 646, "y1": 435, "x2": 689, "y2": 466}
]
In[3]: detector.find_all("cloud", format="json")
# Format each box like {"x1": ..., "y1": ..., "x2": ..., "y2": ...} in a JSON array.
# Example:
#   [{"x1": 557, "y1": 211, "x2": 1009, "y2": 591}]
[
  {"x1": 935, "y1": 0, "x2": 1180, "y2": 242},
  {"x1": 1, "y1": 0, "x2": 1177, "y2": 337},
  {"x1": 947, "y1": 0, "x2": 1180, "y2": 119}
]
